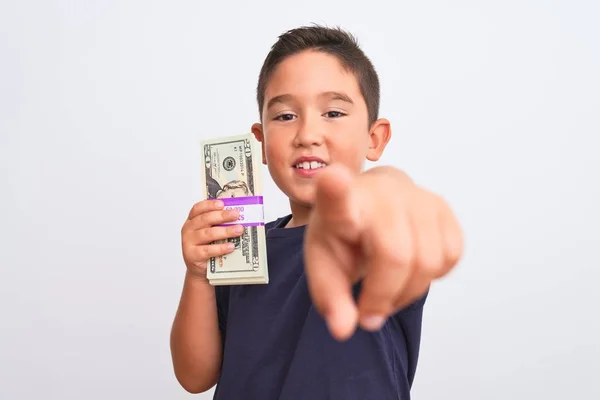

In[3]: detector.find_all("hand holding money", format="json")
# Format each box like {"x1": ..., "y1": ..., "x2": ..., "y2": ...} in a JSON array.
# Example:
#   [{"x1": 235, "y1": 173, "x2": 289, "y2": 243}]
[
  {"x1": 181, "y1": 200, "x2": 244, "y2": 282},
  {"x1": 200, "y1": 133, "x2": 269, "y2": 285},
  {"x1": 304, "y1": 164, "x2": 464, "y2": 341}
]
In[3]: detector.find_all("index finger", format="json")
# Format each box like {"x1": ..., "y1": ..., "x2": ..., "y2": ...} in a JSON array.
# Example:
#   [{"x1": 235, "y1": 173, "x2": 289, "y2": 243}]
[
  {"x1": 312, "y1": 164, "x2": 361, "y2": 240},
  {"x1": 304, "y1": 230, "x2": 359, "y2": 341},
  {"x1": 188, "y1": 199, "x2": 224, "y2": 220}
]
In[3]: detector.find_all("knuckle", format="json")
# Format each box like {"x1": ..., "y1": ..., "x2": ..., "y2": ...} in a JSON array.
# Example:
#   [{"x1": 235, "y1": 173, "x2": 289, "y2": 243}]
[
  {"x1": 386, "y1": 248, "x2": 413, "y2": 268},
  {"x1": 228, "y1": 225, "x2": 243, "y2": 236},
  {"x1": 438, "y1": 262, "x2": 455, "y2": 279},
  {"x1": 449, "y1": 234, "x2": 464, "y2": 262},
  {"x1": 438, "y1": 249, "x2": 462, "y2": 278},
  {"x1": 181, "y1": 225, "x2": 194, "y2": 241},
  {"x1": 212, "y1": 243, "x2": 225, "y2": 255},
  {"x1": 197, "y1": 246, "x2": 210, "y2": 261},
  {"x1": 199, "y1": 228, "x2": 214, "y2": 244},
  {"x1": 365, "y1": 289, "x2": 392, "y2": 305},
  {"x1": 198, "y1": 212, "x2": 211, "y2": 227},
  {"x1": 192, "y1": 201, "x2": 203, "y2": 214},
  {"x1": 180, "y1": 234, "x2": 190, "y2": 248},
  {"x1": 377, "y1": 237, "x2": 413, "y2": 265},
  {"x1": 181, "y1": 245, "x2": 191, "y2": 260},
  {"x1": 222, "y1": 242, "x2": 233, "y2": 252},
  {"x1": 446, "y1": 246, "x2": 462, "y2": 266},
  {"x1": 223, "y1": 209, "x2": 238, "y2": 220},
  {"x1": 416, "y1": 252, "x2": 442, "y2": 274},
  {"x1": 203, "y1": 227, "x2": 232, "y2": 243}
]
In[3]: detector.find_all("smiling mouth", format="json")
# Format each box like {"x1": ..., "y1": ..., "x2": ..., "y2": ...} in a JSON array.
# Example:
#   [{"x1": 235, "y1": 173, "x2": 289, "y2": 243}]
[{"x1": 294, "y1": 161, "x2": 328, "y2": 170}]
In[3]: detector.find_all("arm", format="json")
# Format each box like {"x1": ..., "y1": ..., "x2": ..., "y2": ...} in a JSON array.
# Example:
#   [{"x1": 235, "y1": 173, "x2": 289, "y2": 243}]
[
  {"x1": 170, "y1": 199, "x2": 242, "y2": 393},
  {"x1": 170, "y1": 272, "x2": 222, "y2": 393}
]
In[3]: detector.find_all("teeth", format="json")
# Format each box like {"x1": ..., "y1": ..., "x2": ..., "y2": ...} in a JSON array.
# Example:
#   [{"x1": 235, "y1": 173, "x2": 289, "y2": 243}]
[{"x1": 295, "y1": 161, "x2": 327, "y2": 170}]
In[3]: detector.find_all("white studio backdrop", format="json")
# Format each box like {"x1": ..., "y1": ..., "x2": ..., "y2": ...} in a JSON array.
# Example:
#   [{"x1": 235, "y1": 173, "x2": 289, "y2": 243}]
[{"x1": 1, "y1": 1, "x2": 599, "y2": 399}]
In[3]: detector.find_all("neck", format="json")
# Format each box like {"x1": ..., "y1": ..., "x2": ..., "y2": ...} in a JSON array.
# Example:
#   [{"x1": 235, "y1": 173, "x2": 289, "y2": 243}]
[{"x1": 286, "y1": 200, "x2": 312, "y2": 228}]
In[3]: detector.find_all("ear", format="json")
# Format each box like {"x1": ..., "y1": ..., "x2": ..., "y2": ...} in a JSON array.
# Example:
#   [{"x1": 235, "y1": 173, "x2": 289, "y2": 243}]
[
  {"x1": 366, "y1": 118, "x2": 392, "y2": 162},
  {"x1": 251, "y1": 123, "x2": 267, "y2": 165}
]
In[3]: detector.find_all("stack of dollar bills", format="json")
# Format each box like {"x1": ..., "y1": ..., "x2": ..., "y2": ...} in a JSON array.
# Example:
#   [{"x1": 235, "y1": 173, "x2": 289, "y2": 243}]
[{"x1": 200, "y1": 133, "x2": 269, "y2": 285}]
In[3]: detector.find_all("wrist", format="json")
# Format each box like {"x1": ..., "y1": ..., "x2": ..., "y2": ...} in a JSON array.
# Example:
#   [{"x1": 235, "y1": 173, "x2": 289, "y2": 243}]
[{"x1": 185, "y1": 269, "x2": 212, "y2": 287}]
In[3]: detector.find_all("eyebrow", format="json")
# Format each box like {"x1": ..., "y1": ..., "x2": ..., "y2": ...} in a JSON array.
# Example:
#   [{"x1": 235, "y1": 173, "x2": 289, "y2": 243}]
[
  {"x1": 321, "y1": 91, "x2": 354, "y2": 104},
  {"x1": 266, "y1": 94, "x2": 293, "y2": 110},
  {"x1": 265, "y1": 91, "x2": 354, "y2": 110}
]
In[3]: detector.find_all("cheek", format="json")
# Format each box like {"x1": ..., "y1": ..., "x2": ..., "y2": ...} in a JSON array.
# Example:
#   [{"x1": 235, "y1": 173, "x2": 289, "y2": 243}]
[
  {"x1": 264, "y1": 135, "x2": 288, "y2": 164},
  {"x1": 264, "y1": 141, "x2": 277, "y2": 163},
  {"x1": 329, "y1": 131, "x2": 369, "y2": 167},
  {"x1": 263, "y1": 141, "x2": 287, "y2": 175}
]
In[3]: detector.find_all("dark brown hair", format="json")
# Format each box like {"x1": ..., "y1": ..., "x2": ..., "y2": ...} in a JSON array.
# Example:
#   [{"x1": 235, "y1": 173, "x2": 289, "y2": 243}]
[{"x1": 256, "y1": 25, "x2": 380, "y2": 127}]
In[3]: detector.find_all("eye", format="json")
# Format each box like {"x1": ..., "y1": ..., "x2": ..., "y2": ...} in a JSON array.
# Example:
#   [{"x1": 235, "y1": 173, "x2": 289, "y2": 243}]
[
  {"x1": 324, "y1": 111, "x2": 346, "y2": 118},
  {"x1": 274, "y1": 113, "x2": 296, "y2": 121}
]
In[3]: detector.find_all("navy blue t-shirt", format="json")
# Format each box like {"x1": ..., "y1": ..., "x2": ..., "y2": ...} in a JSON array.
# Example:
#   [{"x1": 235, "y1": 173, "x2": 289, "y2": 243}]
[{"x1": 213, "y1": 215, "x2": 427, "y2": 400}]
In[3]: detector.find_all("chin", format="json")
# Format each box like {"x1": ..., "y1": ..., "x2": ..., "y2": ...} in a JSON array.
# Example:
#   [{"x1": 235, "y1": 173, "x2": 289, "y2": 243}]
[
  {"x1": 291, "y1": 197, "x2": 315, "y2": 208},
  {"x1": 269, "y1": 173, "x2": 311, "y2": 200},
  {"x1": 283, "y1": 188, "x2": 316, "y2": 209}
]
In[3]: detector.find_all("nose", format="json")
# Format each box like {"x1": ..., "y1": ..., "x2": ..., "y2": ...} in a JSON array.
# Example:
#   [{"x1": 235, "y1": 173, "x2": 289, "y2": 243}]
[{"x1": 293, "y1": 115, "x2": 324, "y2": 148}]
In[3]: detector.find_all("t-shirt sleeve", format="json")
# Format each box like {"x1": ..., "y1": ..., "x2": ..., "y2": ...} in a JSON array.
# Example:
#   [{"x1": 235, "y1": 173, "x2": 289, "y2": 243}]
[{"x1": 392, "y1": 290, "x2": 428, "y2": 386}]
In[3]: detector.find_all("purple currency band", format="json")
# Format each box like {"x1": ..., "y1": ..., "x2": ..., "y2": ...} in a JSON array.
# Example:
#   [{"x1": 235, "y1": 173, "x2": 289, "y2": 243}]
[
  {"x1": 218, "y1": 196, "x2": 265, "y2": 227},
  {"x1": 220, "y1": 196, "x2": 264, "y2": 206}
]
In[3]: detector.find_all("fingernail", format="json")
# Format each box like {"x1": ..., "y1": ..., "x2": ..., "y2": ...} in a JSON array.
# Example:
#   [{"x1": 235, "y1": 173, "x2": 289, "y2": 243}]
[
  {"x1": 234, "y1": 225, "x2": 243, "y2": 233},
  {"x1": 227, "y1": 243, "x2": 235, "y2": 250},
  {"x1": 360, "y1": 315, "x2": 386, "y2": 331},
  {"x1": 215, "y1": 200, "x2": 224, "y2": 208}
]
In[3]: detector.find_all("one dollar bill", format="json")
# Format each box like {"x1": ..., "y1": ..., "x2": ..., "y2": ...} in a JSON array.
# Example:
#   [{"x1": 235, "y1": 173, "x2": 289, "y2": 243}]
[{"x1": 200, "y1": 133, "x2": 269, "y2": 286}]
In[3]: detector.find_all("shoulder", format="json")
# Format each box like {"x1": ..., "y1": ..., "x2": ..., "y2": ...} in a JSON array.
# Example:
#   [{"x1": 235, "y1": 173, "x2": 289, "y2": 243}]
[{"x1": 265, "y1": 214, "x2": 292, "y2": 231}]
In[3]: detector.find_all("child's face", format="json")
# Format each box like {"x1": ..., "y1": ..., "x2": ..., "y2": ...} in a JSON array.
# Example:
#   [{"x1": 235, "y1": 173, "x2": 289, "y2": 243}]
[{"x1": 252, "y1": 50, "x2": 390, "y2": 208}]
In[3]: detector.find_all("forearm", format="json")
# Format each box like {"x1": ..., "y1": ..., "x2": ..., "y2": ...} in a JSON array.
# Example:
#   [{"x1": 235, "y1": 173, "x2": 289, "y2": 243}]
[{"x1": 170, "y1": 271, "x2": 222, "y2": 393}]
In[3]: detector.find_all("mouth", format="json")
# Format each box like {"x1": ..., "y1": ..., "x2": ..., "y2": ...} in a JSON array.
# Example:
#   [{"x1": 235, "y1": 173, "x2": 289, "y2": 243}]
[{"x1": 292, "y1": 156, "x2": 328, "y2": 171}]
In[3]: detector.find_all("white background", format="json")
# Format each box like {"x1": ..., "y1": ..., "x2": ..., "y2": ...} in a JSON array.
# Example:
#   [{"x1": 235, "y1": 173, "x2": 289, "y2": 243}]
[{"x1": 1, "y1": 0, "x2": 599, "y2": 399}]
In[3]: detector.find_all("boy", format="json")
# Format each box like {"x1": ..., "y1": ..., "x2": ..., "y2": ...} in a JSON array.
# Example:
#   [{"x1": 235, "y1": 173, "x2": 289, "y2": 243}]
[{"x1": 171, "y1": 25, "x2": 463, "y2": 399}]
